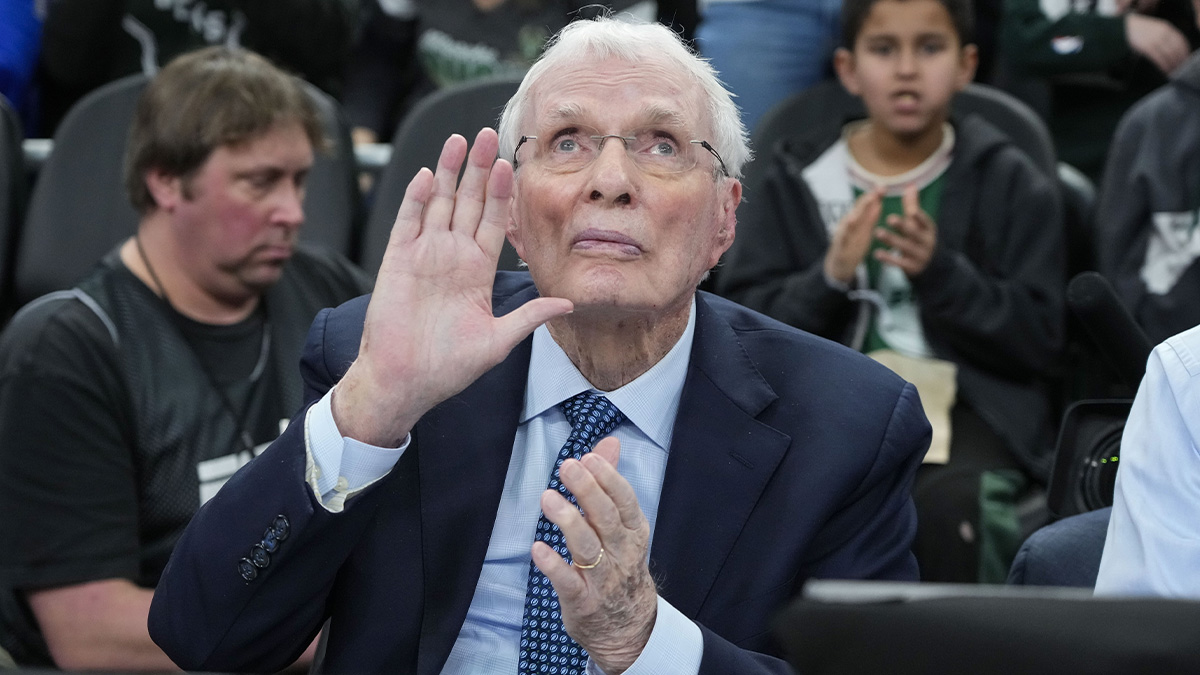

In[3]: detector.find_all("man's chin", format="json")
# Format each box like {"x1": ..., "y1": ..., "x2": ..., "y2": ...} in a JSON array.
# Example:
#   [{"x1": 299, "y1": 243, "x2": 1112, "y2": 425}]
[{"x1": 238, "y1": 263, "x2": 286, "y2": 293}]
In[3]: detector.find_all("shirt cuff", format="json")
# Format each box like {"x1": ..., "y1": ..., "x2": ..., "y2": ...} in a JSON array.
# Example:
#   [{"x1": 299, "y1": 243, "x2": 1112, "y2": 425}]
[
  {"x1": 586, "y1": 595, "x2": 702, "y2": 675},
  {"x1": 305, "y1": 387, "x2": 410, "y2": 512}
]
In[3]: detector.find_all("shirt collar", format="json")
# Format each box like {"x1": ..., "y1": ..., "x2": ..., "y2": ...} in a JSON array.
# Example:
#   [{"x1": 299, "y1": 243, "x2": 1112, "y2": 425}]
[{"x1": 521, "y1": 297, "x2": 697, "y2": 452}]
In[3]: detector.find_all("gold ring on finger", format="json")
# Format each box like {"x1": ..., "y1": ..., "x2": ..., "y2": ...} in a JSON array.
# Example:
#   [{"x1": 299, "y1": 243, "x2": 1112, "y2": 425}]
[{"x1": 572, "y1": 547, "x2": 604, "y2": 570}]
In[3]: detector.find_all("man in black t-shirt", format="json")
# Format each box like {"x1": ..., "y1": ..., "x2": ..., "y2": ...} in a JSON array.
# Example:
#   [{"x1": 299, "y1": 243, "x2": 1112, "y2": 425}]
[{"x1": 0, "y1": 47, "x2": 369, "y2": 670}]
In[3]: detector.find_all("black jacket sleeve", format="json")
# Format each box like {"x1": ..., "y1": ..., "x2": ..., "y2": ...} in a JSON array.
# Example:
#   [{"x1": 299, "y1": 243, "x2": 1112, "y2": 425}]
[
  {"x1": 912, "y1": 146, "x2": 1066, "y2": 377},
  {"x1": 717, "y1": 147, "x2": 860, "y2": 342}
]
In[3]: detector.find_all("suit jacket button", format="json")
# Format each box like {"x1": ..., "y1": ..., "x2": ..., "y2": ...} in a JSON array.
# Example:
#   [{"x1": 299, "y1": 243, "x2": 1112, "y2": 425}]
[
  {"x1": 238, "y1": 558, "x2": 258, "y2": 582},
  {"x1": 261, "y1": 528, "x2": 279, "y2": 553},
  {"x1": 250, "y1": 544, "x2": 271, "y2": 568},
  {"x1": 272, "y1": 515, "x2": 290, "y2": 541}
]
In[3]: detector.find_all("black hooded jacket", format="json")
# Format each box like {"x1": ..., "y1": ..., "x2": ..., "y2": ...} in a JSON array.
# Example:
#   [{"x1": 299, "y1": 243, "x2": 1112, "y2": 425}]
[
  {"x1": 718, "y1": 114, "x2": 1066, "y2": 475},
  {"x1": 1097, "y1": 51, "x2": 1200, "y2": 346}
]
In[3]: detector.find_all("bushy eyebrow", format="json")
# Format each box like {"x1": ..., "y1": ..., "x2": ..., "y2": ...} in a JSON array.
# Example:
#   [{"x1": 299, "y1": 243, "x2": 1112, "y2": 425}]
[
  {"x1": 543, "y1": 103, "x2": 586, "y2": 125},
  {"x1": 640, "y1": 105, "x2": 688, "y2": 129},
  {"x1": 540, "y1": 103, "x2": 691, "y2": 130}
]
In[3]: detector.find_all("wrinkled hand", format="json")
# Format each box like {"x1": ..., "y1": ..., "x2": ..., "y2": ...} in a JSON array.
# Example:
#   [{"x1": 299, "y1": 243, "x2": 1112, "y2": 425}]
[
  {"x1": 1125, "y1": 13, "x2": 1190, "y2": 75},
  {"x1": 873, "y1": 184, "x2": 937, "y2": 277},
  {"x1": 333, "y1": 129, "x2": 573, "y2": 446},
  {"x1": 533, "y1": 438, "x2": 657, "y2": 675},
  {"x1": 824, "y1": 187, "x2": 884, "y2": 285}
]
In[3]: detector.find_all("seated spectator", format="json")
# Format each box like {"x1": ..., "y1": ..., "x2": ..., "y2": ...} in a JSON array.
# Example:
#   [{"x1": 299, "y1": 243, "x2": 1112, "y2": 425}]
[
  {"x1": 0, "y1": 46, "x2": 369, "y2": 669},
  {"x1": 36, "y1": 0, "x2": 359, "y2": 136},
  {"x1": 147, "y1": 17, "x2": 930, "y2": 674},
  {"x1": 1097, "y1": 49, "x2": 1200, "y2": 346},
  {"x1": 1000, "y1": 0, "x2": 1199, "y2": 181},
  {"x1": 1095, "y1": 323, "x2": 1200, "y2": 596},
  {"x1": 718, "y1": 0, "x2": 1065, "y2": 582}
]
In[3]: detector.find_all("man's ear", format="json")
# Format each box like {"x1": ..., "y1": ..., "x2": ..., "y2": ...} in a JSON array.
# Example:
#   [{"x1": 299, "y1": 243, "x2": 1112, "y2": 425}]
[
  {"x1": 956, "y1": 43, "x2": 979, "y2": 90},
  {"x1": 506, "y1": 196, "x2": 526, "y2": 261},
  {"x1": 144, "y1": 169, "x2": 184, "y2": 212},
  {"x1": 833, "y1": 47, "x2": 861, "y2": 96},
  {"x1": 708, "y1": 178, "x2": 741, "y2": 268}
]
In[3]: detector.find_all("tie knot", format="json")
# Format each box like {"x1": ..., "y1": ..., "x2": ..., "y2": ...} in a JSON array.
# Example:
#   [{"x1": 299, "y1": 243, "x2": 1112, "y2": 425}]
[{"x1": 559, "y1": 392, "x2": 624, "y2": 438}]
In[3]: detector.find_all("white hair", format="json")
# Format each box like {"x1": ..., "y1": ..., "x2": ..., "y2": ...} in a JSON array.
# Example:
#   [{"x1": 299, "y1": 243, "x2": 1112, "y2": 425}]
[{"x1": 497, "y1": 16, "x2": 752, "y2": 180}]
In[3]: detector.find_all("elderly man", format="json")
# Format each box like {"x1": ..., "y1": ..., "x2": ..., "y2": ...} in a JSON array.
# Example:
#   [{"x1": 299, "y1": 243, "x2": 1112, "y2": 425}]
[
  {"x1": 0, "y1": 47, "x2": 368, "y2": 669},
  {"x1": 149, "y1": 17, "x2": 930, "y2": 675}
]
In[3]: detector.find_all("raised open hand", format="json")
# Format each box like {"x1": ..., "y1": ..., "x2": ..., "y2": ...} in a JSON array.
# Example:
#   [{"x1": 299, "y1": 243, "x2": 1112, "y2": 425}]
[
  {"x1": 533, "y1": 437, "x2": 657, "y2": 675},
  {"x1": 824, "y1": 187, "x2": 884, "y2": 285},
  {"x1": 332, "y1": 129, "x2": 574, "y2": 446}
]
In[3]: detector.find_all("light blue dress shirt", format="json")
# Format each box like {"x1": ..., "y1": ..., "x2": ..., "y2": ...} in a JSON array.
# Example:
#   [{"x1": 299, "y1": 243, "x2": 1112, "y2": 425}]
[
  {"x1": 304, "y1": 300, "x2": 703, "y2": 674},
  {"x1": 1095, "y1": 323, "x2": 1200, "y2": 597}
]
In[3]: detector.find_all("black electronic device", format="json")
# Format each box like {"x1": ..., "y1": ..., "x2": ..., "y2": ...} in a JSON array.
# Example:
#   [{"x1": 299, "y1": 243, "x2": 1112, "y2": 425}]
[
  {"x1": 1046, "y1": 399, "x2": 1132, "y2": 518},
  {"x1": 775, "y1": 580, "x2": 1200, "y2": 675}
]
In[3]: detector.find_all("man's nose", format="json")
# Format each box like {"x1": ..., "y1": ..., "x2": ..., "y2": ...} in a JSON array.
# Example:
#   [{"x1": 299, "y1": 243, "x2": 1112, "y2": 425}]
[
  {"x1": 586, "y1": 139, "x2": 636, "y2": 205},
  {"x1": 274, "y1": 182, "x2": 305, "y2": 228}
]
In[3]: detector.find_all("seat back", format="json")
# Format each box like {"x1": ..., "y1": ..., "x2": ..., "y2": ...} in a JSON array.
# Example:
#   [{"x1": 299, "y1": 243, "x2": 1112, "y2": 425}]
[
  {"x1": 16, "y1": 74, "x2": 359, "y2": 307},
  {"x1": 0, "y1": 95, "x2": 25, "y2": 316},
  {"x1": 360, "y1": 76, "x2": 524, "y2": 277}
]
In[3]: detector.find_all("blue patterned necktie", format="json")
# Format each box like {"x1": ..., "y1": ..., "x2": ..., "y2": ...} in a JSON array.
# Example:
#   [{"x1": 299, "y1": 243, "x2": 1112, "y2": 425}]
[{"x1": 518, "y1": 392, "x2": 625, "y2": 675}]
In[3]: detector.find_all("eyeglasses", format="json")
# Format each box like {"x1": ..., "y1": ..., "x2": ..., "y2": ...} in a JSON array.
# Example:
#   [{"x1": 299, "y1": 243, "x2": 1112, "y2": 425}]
[{"x1": 513, "y1": 127, "x2": 729, "y2": 177}]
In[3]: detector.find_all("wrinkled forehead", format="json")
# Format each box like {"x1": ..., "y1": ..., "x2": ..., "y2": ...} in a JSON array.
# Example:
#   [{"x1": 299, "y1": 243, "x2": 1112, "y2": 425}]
[{"x1": 525, "y1": 57, "x2": 710, "y2": 136}]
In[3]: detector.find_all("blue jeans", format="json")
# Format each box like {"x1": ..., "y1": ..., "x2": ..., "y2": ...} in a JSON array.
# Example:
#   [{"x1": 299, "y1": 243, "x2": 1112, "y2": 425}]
[{"x1": 696, "y1": 0, "x2": 843, "y2": 134}]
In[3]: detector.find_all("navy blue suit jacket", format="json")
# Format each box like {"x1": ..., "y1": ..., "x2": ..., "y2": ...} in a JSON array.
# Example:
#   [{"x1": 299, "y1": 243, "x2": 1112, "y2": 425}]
[{"x1": 149, "y1": 272, "x2": 930, "y2": 674}]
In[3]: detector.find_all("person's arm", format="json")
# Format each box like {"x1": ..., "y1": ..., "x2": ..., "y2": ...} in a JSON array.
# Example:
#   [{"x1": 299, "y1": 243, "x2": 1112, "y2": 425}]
[
  {"x1": 1002, "y1": 0, "x2": 1192, "y2": 76},
  {"x1": 29, "y1": 579, "x2": 318, "y2": 672},
  {"x1": 27, "y1": 580, "x2": 175, "y2": 672},
  {"x1": 0, "y1": 299, "x2": 164, "y2": 670},
  {"x1": 1095, "y1": 329, "x2": 1200, "y2": 596},
  {"x1": 909, "y1": 150, "x2": 1067, "y2": 376},
  {"x1": 716, "y1": 150, "x2": 860, "y2": 341}
]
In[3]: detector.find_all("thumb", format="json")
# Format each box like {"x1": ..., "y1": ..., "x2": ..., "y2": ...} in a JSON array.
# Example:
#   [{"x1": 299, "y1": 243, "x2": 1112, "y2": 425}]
[
  {"x1": 903, "y1": 184, "x2": 920, "y2": 217},
  {"x1": 494, "y1": 296, "x2": 574, "y2": 351},
  {"x1": 590, "y1": 436, "x2": 621, "y2": 469}
]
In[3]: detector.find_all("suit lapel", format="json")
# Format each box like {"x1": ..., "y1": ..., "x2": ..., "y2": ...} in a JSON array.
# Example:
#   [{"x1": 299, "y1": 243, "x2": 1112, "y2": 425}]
[
  {"x1": 414, "y1": 284, "x2": 538, "y2": 674},
  {"x1": 650, "y1": 294, "x2": 792, "y2": 619}
]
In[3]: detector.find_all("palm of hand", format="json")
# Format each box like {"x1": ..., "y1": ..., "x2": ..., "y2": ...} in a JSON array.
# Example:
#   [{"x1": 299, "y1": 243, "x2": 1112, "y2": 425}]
[{"x1": 335, "y1": 130, "x2": 572, "y2": 445}]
